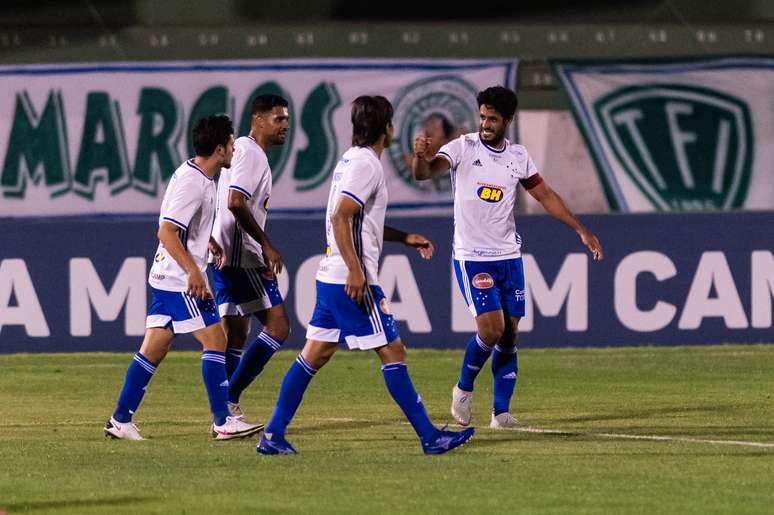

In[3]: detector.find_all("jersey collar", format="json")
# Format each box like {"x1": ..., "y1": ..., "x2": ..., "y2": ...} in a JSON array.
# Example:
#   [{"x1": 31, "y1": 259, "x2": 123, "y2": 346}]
[
  {"x1": 187, "y1": 159, "x2": 214, "y2": 181},
  {"x1": 479, "y1": 134, "x2": 507, "y2": 154}
]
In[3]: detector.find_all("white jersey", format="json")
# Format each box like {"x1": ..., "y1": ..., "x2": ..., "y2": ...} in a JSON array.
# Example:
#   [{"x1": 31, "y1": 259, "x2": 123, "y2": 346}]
[
  {"x1": 211, "y1": 136, "x2": 272, "y2": 268},
  {"x1": 438, "y1": 132, "x2": 541, "y2": 261},
  {"x1": 316, "y1": 146, "x2": 387, "y2": 285},
  {"x1": 149, "y1": 159, "x2": 216, "y2": 292}
]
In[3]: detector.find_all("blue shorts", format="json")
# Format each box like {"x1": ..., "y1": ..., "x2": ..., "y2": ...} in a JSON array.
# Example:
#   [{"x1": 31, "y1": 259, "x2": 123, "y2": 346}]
[
  {"x1": 453, "y1": 258, "x2": 526, "y2": 317},
  {"x1": 306, "y1": 281, "x2": 399, "y2": 350},
  {"x1": 146, "y1": 287, "x2": 220, "y2": 334},
  {"x1": 209, "y1": 265, "x2": 284, "y2": 317}
]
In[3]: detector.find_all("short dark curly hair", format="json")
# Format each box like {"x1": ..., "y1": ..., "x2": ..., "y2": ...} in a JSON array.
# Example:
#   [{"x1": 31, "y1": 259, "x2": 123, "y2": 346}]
[
  {"x1": 477, "y1": 86, "x2": 518, "y2": 119},
  {"x1": 192, "y1": 114, "x2": 233, "y2": 157}
]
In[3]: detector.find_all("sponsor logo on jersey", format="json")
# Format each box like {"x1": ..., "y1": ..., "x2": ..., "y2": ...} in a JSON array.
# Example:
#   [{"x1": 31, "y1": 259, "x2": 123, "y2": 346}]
[
  {"x1": 472, "y1": 159, "x2": 483, "y2": 167},
  {"x1": 154, "y1": 251, "x2": 165, "y2": 262},
  {"x1": 264, "y1": 195, "x2": 270, "y2": 210},
  {"x1": 388, "y1": 76, "x2": 480, "y2": 191},
  {"x1": 471, "y1": 272, "x2": 494, "y2": 289},
  {"x1": 593, "y1": 84, "x2": 753, "y2": 210},
  {"x1": 477, "y1": 186, "x2": 504, "y2": 203},
  {"x1": 379, "y1": 298, "x2": 391, "y2": 315},
  {"x1": 515, "y1": 288, "x2": 525, "y2": 301}
]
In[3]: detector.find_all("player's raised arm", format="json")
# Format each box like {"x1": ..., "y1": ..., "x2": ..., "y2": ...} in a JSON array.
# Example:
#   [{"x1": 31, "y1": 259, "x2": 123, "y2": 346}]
[
  {"x1": 227, "y1": 189, "x2": 283, "y2": 275},
  {"x1": 411, "y1": 136, "x2": 451, "y2": 181},
  {"x1": 526, "y1": 179, "x2": 604, "y2": 261},
  {"x1": 331, "y1": 196, "x2": 367, "y2": 304},
  {"x1": 157, "y1": 221, "x2": 211, "y2": 299},
  {"x1": 384, "y1": 225, "x2": 434, "y2": 260}
]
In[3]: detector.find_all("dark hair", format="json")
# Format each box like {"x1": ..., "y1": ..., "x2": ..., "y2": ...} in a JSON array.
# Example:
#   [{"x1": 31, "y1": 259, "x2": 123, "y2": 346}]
[
  {"x1": 426, "y1": 113, "x2": 455, "y2": 139},
  {"x1": 192, "y1": 114, "x2": 233, "y2": 156},
  {"x1": 477, "y1": 86, "x2": 518, "y2": 119},
  {"x1": 351, "y1": 95, "x2": 393, "y2": 147},
  {"x1": 251, "y1": 94, "x2": 288, "y2": 115}
]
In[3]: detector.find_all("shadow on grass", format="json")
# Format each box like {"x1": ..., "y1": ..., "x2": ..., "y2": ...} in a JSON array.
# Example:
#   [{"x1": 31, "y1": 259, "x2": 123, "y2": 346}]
[{"x1": 3, "y1": 495, "x2": 156, "y2": 512}]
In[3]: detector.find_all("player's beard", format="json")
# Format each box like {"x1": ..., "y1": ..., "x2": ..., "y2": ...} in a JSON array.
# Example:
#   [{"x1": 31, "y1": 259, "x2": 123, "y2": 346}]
[
  {"x1": 274, "y1": 130, "x2": 288, "y2": 145},
  {"x1": 480, "y1": 126, "x2": 505, "y2": 147}
]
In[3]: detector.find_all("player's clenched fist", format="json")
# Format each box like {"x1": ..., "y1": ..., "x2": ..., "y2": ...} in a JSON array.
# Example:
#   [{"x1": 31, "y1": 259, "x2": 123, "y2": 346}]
[{"x1": 413, "y1": 136, "x2": 432, "y2": 158}]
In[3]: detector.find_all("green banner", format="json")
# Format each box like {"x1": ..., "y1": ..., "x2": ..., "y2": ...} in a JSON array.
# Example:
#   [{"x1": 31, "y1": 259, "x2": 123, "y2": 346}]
[{"x1": 554, "y1": 58, "x2": 773, "y2": 212}]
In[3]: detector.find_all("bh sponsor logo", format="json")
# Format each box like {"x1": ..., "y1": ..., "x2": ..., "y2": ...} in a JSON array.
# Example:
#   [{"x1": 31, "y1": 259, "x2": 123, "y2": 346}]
[{"x1": 477, "y1": 184, "x2": 504, "y2": 203}]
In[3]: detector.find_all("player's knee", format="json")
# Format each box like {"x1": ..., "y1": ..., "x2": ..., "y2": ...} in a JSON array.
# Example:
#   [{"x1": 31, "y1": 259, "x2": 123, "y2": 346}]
[
  {"x1": 498, "y1": 331, "x2": 517, "y2": 349},
  {"x1": 266, "y1": 318, "x2": 290, "y2": 343},
  {"x1": 226, "y1": 332, "x2": 247, "y2": 350},
  {"x1": 478, "y1": 326, "x2": 504, "y2": 346}
]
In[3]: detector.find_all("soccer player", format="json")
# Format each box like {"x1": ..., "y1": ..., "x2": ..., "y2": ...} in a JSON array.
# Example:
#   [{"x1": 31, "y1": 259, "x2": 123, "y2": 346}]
[
  {"x1": 209, "y1": 95, "x2": 290, "y2": 418},
  {"x1": 256, "y1": 95, "x2": 476, "y2": 455},
  {"x1": 411, "y1": 86, "x2": 603, "y2": 429},
  {"x1": 104, "y1": 115, "x2": 263, "y2": 441}
]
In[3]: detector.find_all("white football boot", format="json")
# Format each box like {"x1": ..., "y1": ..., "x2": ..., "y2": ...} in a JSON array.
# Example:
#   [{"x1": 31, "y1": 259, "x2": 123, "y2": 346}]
[
  {"x1": 490, "y1": 412, "x2": 520, "y2": 429},
  {"x1": 451, "y1": 385, "x2": 473, "y2": 426},
  {"x1": 211, "y1": 416, "x2": 264, "y2": 440},
  {"x1": 104, "y1": 417, "x2": 144, "y2": 440},
  {"x1": 227, "y1": 401, "x2": 244, "y2": 419}
]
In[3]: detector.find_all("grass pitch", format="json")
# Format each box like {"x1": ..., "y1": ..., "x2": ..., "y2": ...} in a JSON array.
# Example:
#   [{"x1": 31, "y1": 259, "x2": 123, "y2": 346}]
[{"x1": 1, "y1": 345, "x2": 773, "y2": 514}]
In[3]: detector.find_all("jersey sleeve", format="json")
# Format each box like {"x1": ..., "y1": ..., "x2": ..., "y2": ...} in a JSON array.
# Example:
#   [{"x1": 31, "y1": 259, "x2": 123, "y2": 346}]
[
  {"x1": 161, "y1": 176, "x2": 202, "y2": 232},
  {"x1": 339, "y1": 160, "x2": 379, "y2": 208},
  {"x1": 228, "y1": 145, "x2": 265, "y2": 200},
  {"x1": 519, "y1": 150, "x2": 544, "y2": 190},
  {"x1": 436, "y1": 136, "x2": 465, "y2": 171}
]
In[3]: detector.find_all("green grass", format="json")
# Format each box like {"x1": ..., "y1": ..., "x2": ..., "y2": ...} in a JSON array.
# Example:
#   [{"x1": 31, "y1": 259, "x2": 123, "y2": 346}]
[{"x1": 1, "y1": 345, "x2": 773, "y2": 514}]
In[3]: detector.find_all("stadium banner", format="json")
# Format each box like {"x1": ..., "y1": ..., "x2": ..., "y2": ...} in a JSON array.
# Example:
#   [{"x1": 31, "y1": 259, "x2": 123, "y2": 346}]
[
  {"x1": 553, "y1": 57, "x2": 774, "y2": 212},
  {"x1": 0, "y1": 59, "x2": 516, "y2": 217},
  {"x1": 1, "y1": 212, "x2": 772, "y2": 353}
]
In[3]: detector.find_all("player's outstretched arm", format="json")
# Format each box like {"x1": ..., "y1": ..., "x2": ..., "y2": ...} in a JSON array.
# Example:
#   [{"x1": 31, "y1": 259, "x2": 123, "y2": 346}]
[
  {"x1": 157, "y1": 222, "x2": 212, "y2": 299},
  {"x1": 332, "y1": 196, "x2": 367, "y2": 304},
  {"x1": 384, "y1": 226, "x2": 434, "y2": 260},
  {"x1": 411, "y1": 136, "x2": 451, "y2": 181},
  {"x1": 227, "y1": 189, "x2": 283, "y2": 276},
  {"x1": 527, "y1": 180, "x2": 604, "y2": 261}
]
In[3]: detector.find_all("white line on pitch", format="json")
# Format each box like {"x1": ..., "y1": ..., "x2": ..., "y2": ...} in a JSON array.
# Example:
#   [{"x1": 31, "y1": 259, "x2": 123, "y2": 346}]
[{"x1": 510, "y1": 426, "x2": 774, "y2": 449}]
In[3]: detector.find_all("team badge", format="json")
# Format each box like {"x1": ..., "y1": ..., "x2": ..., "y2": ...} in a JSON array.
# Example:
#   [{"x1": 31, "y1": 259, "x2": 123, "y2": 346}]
[
  {"x1": 593, "y1": 84, "x2": 753, "y2": 210},
  {"x1": 388, "y1": 76, "x2": 480, "y2": 192},
  {"x1": 472, "y1": 273, "x2": 494, "y2": 289}
]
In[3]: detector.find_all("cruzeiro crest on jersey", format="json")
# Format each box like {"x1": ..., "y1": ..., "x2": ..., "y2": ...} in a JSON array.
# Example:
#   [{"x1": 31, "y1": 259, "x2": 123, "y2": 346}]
[
  {"x1": 388, "y1": 75, "x2": 479, "y2": 192},
  {"x1": 593, "y1": 84, "x2": 753, "y2": 211}
]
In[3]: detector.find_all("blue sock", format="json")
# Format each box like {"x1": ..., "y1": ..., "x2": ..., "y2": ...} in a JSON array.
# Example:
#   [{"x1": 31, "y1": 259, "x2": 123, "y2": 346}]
[
  {"x1": 201, "y1": 351, "x2": 230, "y2": 426},
  {"x1": 457, "y1": 334, "x2": 493, "y2": 392},
  {"x1": 228, "y1": 332, "x2": 283, "y2": 404},
  {"x1": 492, "y1": 345, "x2": 518, "y2": 416},
  {"x1": 381, "y1": 362, "x2": 438, "y2": 442},
  {"x1": 265, "y1": 355, "x2": 316, "y2": 438},
  {"x1": 225, "y1": 348, "x2": 243, "y2": 380},
  {"x1": 113, "y1": 353, "x2": 157, "y2": 423}
]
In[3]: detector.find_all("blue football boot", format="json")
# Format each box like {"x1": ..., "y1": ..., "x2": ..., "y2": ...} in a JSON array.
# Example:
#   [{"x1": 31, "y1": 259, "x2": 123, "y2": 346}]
[
  {"x1": 257, "y1": 432, "x2": 297, "y2": 455},
  {"x1": 422, "y1": 426, "x2": 475, "y2": 455}
]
